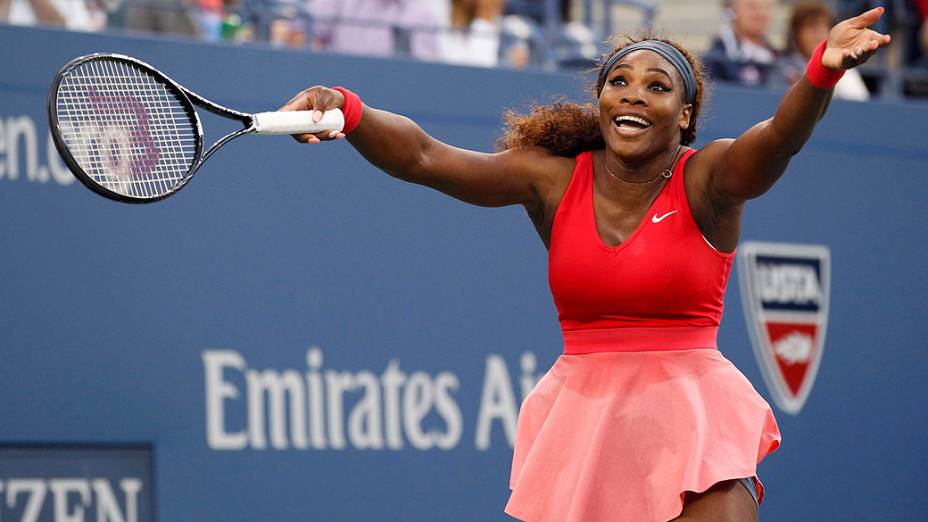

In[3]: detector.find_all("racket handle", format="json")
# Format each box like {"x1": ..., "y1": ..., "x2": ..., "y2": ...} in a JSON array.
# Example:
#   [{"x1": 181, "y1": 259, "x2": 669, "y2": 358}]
[{"x1": 252, "y1": 109, "x2": 345, "y2": 135}]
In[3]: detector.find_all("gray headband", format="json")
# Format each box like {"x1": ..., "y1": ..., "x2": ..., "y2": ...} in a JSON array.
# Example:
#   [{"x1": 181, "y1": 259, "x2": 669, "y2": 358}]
[{"x1": 600, "y1": 40, "x2": 697, "y2": 105}]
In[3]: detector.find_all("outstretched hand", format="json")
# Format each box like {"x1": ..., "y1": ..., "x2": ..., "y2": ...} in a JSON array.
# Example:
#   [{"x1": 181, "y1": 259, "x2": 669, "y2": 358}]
[
  {"x1": 277, "y1": 86, "x2": 347, "y2": 143},
  {"x1": 822, "y1": 7, "x2": 892, "y2": 71}
]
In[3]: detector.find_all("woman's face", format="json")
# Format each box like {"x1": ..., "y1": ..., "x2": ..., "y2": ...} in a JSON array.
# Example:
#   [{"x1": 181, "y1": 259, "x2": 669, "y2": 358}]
[
  {"x1": 598, "y1": 50, "x2": 692, "y2": 162},
  {"x1": 797, "y1": 18, "x2": 830, "y2": 58}
]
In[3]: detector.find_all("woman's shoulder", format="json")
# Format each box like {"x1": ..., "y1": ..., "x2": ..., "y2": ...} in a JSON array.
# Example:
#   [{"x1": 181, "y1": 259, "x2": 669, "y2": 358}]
[
  {"x1": 503, "y1": 144, "x2": 588, "y2": 159},
  {"x1": 688, "y1": 140, "x2": 729, "y2": 169},
  {"x1": 499, "y1": 145, "x2": 582, "y2": 177},
  {"x1": 682, "y1": 143, "x2": 722, "y2": 194}
]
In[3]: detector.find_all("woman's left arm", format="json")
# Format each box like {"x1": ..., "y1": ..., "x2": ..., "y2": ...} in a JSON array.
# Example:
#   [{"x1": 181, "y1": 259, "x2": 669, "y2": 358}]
[{"x1": 702, "y1": 7, "x2": 891, "y2": 204}]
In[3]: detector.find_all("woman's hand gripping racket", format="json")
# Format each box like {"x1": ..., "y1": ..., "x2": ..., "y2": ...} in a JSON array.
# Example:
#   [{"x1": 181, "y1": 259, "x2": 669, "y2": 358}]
[{"x1": 48, "y1": 53, "x2": 345, "y2": 203}]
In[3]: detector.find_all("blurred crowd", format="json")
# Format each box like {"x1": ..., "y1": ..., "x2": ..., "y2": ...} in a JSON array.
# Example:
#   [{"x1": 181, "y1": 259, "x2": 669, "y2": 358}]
[
  {"x1": 704, "y1": 0, "x2": 928, "y2": 99},
  {"x1": 2, "y1": 0, "x2": 927, "y2": 99}
]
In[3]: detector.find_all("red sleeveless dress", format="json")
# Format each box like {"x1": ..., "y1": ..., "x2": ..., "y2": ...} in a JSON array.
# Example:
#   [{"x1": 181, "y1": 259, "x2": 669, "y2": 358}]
[{"x1": 504, "y1": 150, "x2": 781, "y2": 522}]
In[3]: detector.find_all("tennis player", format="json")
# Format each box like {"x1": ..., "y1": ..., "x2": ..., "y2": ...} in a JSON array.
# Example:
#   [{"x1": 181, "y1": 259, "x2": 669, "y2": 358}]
[{"x1": 279, "y1": 7, "x2": 889, "y2": 521}]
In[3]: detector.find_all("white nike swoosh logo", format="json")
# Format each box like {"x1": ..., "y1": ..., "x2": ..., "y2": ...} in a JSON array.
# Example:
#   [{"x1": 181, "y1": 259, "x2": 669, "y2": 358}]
[{"x1": 651, "y1": 210, "x2": 678, "y2": 223}]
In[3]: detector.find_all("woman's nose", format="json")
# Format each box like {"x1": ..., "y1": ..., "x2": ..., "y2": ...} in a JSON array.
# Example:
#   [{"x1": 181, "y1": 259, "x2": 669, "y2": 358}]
[{"x1": 621, "y1": 89, "x2": 647, "y2": 105}]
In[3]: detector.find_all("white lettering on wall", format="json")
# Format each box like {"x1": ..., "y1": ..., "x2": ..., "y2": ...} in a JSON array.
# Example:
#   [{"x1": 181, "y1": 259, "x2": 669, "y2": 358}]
[
  {"x1": 202, "y1": 350, "x2": 247, "y2": 450},
  {"x1": 757, "y1": 263, "x2": 821, "y2": 305},
  {"x1": 202, "y1": 347, "x2": 539, "y2": 451},
  {"x1": 246, "y1": 368, "x2": 307, "y2": 450},
  {"x1": 49, "y1": 479, "x2": 91, "y2": 522},
  {"x1": 348, "y1": 371, "x2": 384, "y2": 449},
  {"x1": 520, "y1": 352, "x2": 539, "y2": 400},
  {"x1": 1, "y1": 478, "x2": 140, "y2": 522},
  {"x1": 0, "y1": 115, "x2": 75, "y2": 186},
  {"x1": 5, "y1": 479, "x2": 46, "y2": 522},
  {"x1": 94, "y1": 478, "x2": 141, "y2": 522},
  {"x1": 306, "y1": 347, "x2": 327, "y2": 449},
  {"x1": 48, "y1": 129, "x2": 74, "y2": 185},
  {"x1": 474, "y1": 355, "x2": 518, "y2": 450},
  {"x1": 403, "y1": 372, "x2": 435, "y2": 449},
  {"x1": 433, "y1": 372, "x2": 462, "y2": 450},
  {"x1": 382, "y1": 360, "x2": 406, "y2": 450},
  {"x1": 0, "y1": 117, "x2": 6, "y2": 178}
]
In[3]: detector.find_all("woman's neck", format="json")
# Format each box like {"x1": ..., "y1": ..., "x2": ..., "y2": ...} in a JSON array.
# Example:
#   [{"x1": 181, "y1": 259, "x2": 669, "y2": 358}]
[{"x1": 602, "y1": 146, "x2": 680, "y2": 184}]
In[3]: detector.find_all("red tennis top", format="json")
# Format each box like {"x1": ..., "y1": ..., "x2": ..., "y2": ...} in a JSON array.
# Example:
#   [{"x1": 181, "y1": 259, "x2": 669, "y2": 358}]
[{"x1": 548, "y1": 149, "x2": 735, "y2": 354}]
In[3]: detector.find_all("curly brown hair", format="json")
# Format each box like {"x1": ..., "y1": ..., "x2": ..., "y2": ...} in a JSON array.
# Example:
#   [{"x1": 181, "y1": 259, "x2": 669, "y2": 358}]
[{"x1": 497, "y1": 36, "x2": 706, "y2": 156}]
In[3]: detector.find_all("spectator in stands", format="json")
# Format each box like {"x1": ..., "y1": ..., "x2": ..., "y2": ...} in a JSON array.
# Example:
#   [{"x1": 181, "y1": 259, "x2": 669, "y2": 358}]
[
  {"x1": 914, "y1": 0, "x2": 928, "y2": 66},
  {"x1": 308, "y1": 0, "x2": 441, "y2": 61},
  {"x1": 1, "y1": 0, "x2": 105, "y2": 30},
  {"x1": 443, "y1": 0, "x2": 504, "y2": 67},
  {"x1": 0, "y1": 0, "x2": 62, "y2": 25},
  {"x1": 119, "y1": 0, "x2": 201, "y2": 37},
  {"x1": 778, "y1": 1, "x2": 870, "y2": 100},
  {"x1": 265, "y1": 0, "x2": 305, "y2": 48},
  {"x1": 500, "y1": 13, "x2": 535, "y2": 68},
  {"x1": 195, "y1": 0, "x2": 223, "y2": 41},
  {"x1": 502, "y1": 0, "x2": 572, "y2": 24},
  {"x1": 499, "y1": 0, "x2": 597, "y2": 70},
  {"x1": 704, "y1": 0, "x2": 779, "y2": 87},
  {"x1": 497, "y1": 1, "x2": 546, "y2": 69}
]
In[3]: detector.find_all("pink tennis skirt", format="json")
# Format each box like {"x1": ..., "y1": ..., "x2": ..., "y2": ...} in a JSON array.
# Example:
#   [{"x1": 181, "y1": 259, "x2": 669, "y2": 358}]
[{"x1": 504, "y1": 348, "x2": 781, "y2": 522}]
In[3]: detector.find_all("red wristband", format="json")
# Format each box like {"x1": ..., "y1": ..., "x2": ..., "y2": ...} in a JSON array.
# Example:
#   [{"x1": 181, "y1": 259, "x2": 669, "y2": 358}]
[
  {"x1": 805, "y1": 39, "x2": 845, "y2": 89},
  {"x1": 333, "y1": 86, "x2": 363, "y2": 134}
]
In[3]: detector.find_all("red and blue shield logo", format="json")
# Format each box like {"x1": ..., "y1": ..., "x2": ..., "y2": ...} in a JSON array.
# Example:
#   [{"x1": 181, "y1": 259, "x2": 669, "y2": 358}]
[{"x1": 737, "y1": 242, "x2": 830, "y2": 415}]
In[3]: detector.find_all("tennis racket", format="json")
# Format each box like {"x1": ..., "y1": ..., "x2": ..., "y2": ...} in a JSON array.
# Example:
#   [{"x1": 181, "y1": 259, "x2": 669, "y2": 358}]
[{"x1": 47, "y1": 53, "x2": 344, "y2": 203}]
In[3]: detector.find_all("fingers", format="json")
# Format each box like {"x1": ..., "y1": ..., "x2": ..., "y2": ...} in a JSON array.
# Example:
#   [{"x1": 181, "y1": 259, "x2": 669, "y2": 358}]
[
  {"x1": 860, "y1": 30, "x2": 893, "y2": 51},
  {"x1": 278, "y1": 87, "x2": 318, "y2": 112},
  {"x1": 279, "y1": 85, "x2": 348, "y2": 143},
  {"x1": 292, "y1": 130, "x2": 346, "y2": 144},
  {"x1": 849, "y1": 6, "x2": 884, "y2": 30},
  {"x1": 308, "y1": 88, "x2": 346, "y2": 123},
  {"x1": 876, "y1": 32, "x2": 892, "y2": 48},
  {"x1": 278, "y1": 85, "x2": 343, "y2": 114},
  {"x1": 856, "y1": 31, "x2": 892, "y2": 57},
  {"x1": 841, "y1": 47, "x2": 869, "y2": 68},
  {"x1": 840, "y1": 31, "x2": 891, "y2": 68},
  {"x1": 309, "y1": 92, "x2": 327, "y2": 123}
]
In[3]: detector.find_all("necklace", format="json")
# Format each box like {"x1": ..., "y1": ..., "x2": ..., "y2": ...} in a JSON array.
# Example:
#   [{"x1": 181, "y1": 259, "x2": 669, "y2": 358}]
[{"x1": 604, "y1": 145, "x2": 683, "y2": 184}]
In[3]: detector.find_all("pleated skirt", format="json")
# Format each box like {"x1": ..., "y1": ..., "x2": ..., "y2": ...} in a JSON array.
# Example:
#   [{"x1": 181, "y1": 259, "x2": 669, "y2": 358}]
[{"x1": 504, "y1": 348, "x2": 781, "y2": 522}]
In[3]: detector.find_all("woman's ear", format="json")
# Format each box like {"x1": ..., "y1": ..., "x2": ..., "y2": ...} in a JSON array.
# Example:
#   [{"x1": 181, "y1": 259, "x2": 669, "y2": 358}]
[{"x1": 679, "y1": 104, "x2": 693, "y2": 131}]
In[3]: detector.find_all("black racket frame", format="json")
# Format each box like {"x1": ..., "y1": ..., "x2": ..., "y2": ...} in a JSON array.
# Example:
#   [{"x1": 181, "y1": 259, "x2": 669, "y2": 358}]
[{"x1": 48, "y1": 53, "x2": 260, "y2": 203}]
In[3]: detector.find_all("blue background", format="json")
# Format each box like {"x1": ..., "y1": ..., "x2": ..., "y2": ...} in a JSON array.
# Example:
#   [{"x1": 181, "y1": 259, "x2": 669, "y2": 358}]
[{"x1": 1, "y1": 25, "x2": 926, "y2": 521}]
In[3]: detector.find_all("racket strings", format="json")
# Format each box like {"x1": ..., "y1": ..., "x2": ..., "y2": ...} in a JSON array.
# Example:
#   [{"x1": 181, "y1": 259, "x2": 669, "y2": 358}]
[{"x1": 55, "y1": 58, "x2": 198, "y2": 198}]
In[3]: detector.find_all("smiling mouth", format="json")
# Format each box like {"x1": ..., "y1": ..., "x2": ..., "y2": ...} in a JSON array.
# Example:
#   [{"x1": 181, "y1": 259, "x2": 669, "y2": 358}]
[{"x1": 613, "y1": 115, "x2": 653, "y2": 130}]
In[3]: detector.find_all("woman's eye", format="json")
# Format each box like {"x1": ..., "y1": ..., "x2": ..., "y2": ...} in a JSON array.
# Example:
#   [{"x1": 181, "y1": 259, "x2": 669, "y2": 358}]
[
  {"x1": 610, "y1": 77, "x2": 626, "y2": 86},
  {"x1": 649, "y1": 82, "x2": 669, "y2": 92}
]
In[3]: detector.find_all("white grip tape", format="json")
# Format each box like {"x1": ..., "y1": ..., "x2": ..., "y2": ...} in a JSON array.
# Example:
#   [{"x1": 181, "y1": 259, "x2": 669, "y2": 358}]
[{"x1": 252, "y1": 109, "x2": 345, "y2": 135}]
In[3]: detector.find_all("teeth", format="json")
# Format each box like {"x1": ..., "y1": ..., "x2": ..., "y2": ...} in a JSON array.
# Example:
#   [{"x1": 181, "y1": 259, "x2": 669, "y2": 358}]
[{"x1": 614, "y1": 115, "x2": 651, "y2": 127}]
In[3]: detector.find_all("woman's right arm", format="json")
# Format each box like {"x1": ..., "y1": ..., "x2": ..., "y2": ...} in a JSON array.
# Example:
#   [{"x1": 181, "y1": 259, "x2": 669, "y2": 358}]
[{"x1": 278, "y1": 86, "x2": 564, "y2": 209}]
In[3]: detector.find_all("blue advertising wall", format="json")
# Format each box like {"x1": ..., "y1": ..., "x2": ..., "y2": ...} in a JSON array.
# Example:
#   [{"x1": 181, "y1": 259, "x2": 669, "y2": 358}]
[{"x1": 1, "y1": 25, "x2": 926, "y2": 521}]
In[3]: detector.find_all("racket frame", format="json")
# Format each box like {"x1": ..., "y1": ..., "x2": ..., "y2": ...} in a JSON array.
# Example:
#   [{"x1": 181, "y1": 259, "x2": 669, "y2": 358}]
[{"x1": 49, "y1": 53, "x2": 259, "y2": 203}]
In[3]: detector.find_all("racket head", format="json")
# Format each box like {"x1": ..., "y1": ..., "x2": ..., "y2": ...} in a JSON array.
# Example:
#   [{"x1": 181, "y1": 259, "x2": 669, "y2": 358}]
[{"x1": 48, "y1": 53, "x2": 204, "y2": 203}]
